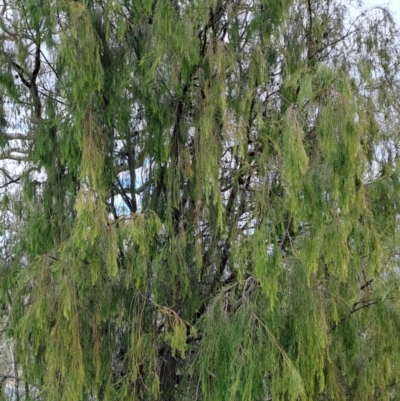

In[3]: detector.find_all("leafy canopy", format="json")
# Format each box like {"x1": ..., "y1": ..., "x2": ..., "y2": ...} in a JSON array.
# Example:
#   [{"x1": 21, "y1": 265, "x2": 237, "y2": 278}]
[{"x1": 0, "y1": 0, "x2": 400, "y2": 400}]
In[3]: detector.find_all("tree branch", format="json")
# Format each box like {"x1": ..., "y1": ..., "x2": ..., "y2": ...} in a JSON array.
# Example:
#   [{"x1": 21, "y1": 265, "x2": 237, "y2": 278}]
[
  {"x1": 330, "y1": 300, "x2": 378, "y2": 332},
  {"x1": 279, "y1": 217, "x2": 293, "y2": 251}
]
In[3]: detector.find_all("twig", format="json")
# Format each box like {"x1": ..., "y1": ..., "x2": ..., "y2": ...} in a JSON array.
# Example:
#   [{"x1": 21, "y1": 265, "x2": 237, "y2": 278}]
[
  {"x1": 330, "y1": 300, "x2": 378, "y2": 332},
  {"x1": 279, "y1": 217, "x2": 293, "y2": 250},
  {"x1": 0, "y1": 373, "x2": 23, "y2": 383}
]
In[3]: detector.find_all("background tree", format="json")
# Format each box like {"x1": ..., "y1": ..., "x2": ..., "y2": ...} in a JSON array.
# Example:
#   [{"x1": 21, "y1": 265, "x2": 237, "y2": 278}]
[{"x1": 0, "y1": 0, "x2": 400, "y2": 400}]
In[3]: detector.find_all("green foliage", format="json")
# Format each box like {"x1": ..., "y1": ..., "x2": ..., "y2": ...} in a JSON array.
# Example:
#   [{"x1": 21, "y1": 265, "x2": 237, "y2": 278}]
[{"x1": 0, "y1": 0, "x2": 400, "y2": 400}]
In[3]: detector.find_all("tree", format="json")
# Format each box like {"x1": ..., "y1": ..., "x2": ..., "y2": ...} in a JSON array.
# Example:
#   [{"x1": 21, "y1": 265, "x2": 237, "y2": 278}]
[{"x1": 0, "y1": 0, "x2": 400, "y2": 399}]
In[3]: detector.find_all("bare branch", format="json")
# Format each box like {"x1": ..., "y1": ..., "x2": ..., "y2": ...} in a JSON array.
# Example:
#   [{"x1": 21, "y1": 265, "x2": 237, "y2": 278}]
[{"x1": 1, "y1": 132, "x2": 32, "y2": 141}]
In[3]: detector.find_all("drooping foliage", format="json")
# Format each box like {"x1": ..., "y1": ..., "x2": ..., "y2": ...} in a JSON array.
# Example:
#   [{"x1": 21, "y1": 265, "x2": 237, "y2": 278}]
[{"x1": 0, "y1": 0, "x2": 400, "y2": 400}]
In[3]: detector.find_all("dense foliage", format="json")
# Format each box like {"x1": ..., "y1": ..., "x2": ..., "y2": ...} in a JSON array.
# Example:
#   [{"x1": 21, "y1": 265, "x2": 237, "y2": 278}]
[{"x1": 1, "y1": 0, "x2": 400, "y2": 399}]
